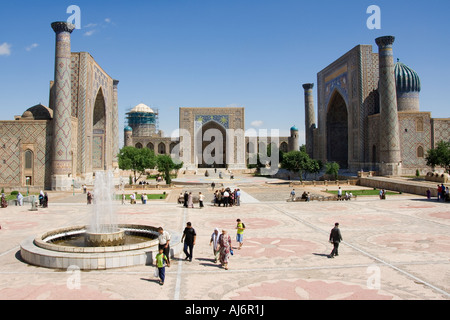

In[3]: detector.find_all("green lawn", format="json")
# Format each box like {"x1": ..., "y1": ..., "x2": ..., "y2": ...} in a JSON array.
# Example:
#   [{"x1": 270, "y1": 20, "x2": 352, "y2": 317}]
[
  {"x1": 325, "y1": 189, "x2": 399, "y2": 196},
  {"x1": 117, "y1": 194, "x2": 167, "y2": 200}
]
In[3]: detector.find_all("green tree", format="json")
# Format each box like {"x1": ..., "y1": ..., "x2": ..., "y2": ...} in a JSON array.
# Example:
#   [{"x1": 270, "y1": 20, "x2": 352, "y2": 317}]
[
  {"x1": 118, "y1": 146, "x2": 156, "y2": 183},
  {"x1": 426, "y1": 141, "x2": 450, "y2": 173},
  {"x1": 325, "y1": 162, "x2": 340, "y2": 180},
  {"x1": 156, "y1": 154, "x2": 183, "y2": 185},
  {"x1": 281, "y1": 149, "x2": 315, "y2": 182}
]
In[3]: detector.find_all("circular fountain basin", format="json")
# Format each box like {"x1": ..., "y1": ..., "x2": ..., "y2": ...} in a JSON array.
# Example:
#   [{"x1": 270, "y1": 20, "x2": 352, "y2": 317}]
[{"x1": 20, "y1": 224, "x2": 181, "y2": 270}]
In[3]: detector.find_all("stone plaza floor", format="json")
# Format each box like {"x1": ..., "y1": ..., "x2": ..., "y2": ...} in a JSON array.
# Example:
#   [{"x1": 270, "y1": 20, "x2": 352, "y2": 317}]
[{"x1": 0, "y1": 182, "x2": 449, "y2": 301}]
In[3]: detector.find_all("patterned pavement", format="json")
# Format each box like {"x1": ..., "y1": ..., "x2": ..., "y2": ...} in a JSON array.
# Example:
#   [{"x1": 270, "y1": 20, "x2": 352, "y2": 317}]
[{"x1": 0, "y1": 184, "x2": 449, "y2": 301}]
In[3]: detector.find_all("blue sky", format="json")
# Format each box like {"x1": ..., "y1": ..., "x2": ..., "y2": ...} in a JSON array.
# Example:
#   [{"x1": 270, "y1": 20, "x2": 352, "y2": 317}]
[{"x1": 1, "y1": 0, "x2": 449, "y2": 145}]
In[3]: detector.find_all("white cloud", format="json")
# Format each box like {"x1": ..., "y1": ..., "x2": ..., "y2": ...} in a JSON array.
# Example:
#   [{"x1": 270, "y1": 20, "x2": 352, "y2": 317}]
[
  {"x1": 104, "y1": 18, "x2": 111, "y2": 23},
  {"x1": 0, "y1": 42, "x2": 12, "y2": 56},
  {"x1": 26, "y1": 43, "x2": 39, "y2": 51},
  {"x1": 250, "y1": 120, "x2": 264, "y2": 128},
  {"x1": 84, "y1": 30, "x2": 96, "y2": 37},
  {"x1": 84, "y1": 23, "x2": 97, "y2": 28}
]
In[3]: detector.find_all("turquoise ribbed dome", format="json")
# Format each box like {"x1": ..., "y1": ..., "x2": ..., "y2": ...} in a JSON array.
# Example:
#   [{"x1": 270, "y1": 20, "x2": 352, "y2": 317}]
[
  {"x1": 124, "y1": 126, "x2": 133, "y2": 132},
  {"x1": 395, "y1": 61, "x2": 421, "y2": 93},
  {"x1": 290, "y1": 125, "x2": 299, "y2": 131}
]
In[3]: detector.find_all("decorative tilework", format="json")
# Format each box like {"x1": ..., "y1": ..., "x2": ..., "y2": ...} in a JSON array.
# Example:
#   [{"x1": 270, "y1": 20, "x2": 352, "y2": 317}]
[
  {"x1": 194, "y1": 115, "x2": 230, "y2": 130},
  {"x1": 51, "y1": 24, "x2": 74, "y2": 176}
]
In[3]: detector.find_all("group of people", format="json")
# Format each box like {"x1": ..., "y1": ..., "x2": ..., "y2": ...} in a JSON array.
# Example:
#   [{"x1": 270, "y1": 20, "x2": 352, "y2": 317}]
[
  {"x1": 213, "y1": 187, "x2": 241, "y2": 207},
  {"x1": 38, "y1": 191, "x2": 49, "y2": 208},
  {"x1": 290, "y1": 189, "x2": 315, "y2": 202},
  {"x1": 0, "y1": 191, "x2": 48, "y2": 209},
  {"x1": 337, "y1": 187, "x2": 354, "y2": 201},
  {"x1": 379, "y1": 189, "x2": 387, "y2": 200},
  {"x1": 178, "y1": 191, "x2": 205, "y2": 208},
  {"x1": 154, "y1": 219, "x2": 246, "y2": 285},
  {"x1": 435, "y1": 184, "x2": 449, "y2": 202}
]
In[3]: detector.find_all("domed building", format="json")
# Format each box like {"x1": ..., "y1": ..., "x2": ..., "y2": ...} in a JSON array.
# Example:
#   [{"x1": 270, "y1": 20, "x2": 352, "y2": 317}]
[
  {"x1": 125, "y1": 104, "x2": 298, "y2": 170},
  {"x1": 304, "y1": 36, "x2": 449, "y2": 176}
]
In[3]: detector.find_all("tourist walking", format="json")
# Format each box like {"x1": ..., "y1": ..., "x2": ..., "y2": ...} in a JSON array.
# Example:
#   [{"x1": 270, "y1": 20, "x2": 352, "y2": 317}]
[
  {"x1": 199, "y1": 192, "x2": 204, "y2": 208},
  {"x1": 210, "y1": 228, "x2": 220, "y2": 263},
  {"x1": 155, "y1": 248, "x2": 170, "y2": 285},
  {"x1": 236, "y1": 219, "x2": 245, "y2": 250},
  {"x1": 188, "y1": 192, "x2": 194, "y2": 208},
  {"x1": 437, "y1": 185, "x2": 441, "y2": 201},
  {"x1": 157, "y1": 227, "x2": 171, "y2": 264},
  {"x1": 329, "y1": 223, "x2": 343, "y2": 258},
  {"x1": 181, "y1": 222, "x2": 196, "y2": 262},
  {"x1": 426, "y1": 189, "x2": 431, "y2": 200},
  {"x1": 218, "y1": 229, "x2": 232, "y2": 270},
  {"x1": 236, "y1": 189, "x2": 241, "y2": 206}
]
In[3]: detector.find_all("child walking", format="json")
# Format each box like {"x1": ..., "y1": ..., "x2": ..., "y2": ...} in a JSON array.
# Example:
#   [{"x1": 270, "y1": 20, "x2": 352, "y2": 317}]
[{"x1": 155, "y1": 248, "x2": 170, "y2": 285}]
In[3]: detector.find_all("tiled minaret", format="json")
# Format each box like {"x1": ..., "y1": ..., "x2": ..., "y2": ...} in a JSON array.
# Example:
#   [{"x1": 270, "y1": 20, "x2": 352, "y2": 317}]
[
  {"x1": 112, "y1": 80, "x2": 120, "y2": 168},
  {"x1": 375, "y1": 36, "x2": 402, "y2": 176},
  {"x1": 303, "y1": 83, "x2": 316, "y2": 158},
  {"x1": 50, "y1": 22, "x2": 75, "y2": 190}
]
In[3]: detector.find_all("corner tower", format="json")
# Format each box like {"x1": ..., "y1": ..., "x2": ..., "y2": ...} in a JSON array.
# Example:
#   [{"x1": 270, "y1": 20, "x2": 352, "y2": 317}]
[
  {"x1": 303, "y1": 83, "x2": 316, "y2": 158},
  {"x1": 50, "y1": 22, "x2": 75, "y2": 190},
  {"x1": 375, "y1": 36, "x2": 402, "y2": 176}
]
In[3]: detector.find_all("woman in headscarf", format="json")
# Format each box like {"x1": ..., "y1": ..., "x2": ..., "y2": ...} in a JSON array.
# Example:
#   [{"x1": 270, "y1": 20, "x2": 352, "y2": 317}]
[
  {"x1": 1, "y1": 193, "x2": 7, "y2": 208},
  {"x1": 209, "y1": 228, "x2": 220, "y2": 263},
  {"x1": 17, "y1": 192, "x2": 24, "y2": 206},
  {"x1": 39, "y1": 190, "x2": 44, "y2": 207},
  {"x1": 218, "y1": 229, "x2": 232, "y2": 270}
]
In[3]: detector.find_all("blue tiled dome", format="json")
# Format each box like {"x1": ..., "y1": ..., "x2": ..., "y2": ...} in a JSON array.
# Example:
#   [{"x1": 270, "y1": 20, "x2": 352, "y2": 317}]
[
  {"x1": 290, "y1": 125, "x2": 299, "y2": 131},
  {"x1": 395, "y1": 61, "x2": 421, "y2": 93},
  {"x1": 124, "y1": 126, "x2": 133, "y2": 132}
]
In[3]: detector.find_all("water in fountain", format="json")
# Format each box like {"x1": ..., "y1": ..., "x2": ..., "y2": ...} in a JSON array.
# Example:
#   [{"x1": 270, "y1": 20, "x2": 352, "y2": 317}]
[{"x1": 88, "y1": 170, "x2": 118, "y2": 234}]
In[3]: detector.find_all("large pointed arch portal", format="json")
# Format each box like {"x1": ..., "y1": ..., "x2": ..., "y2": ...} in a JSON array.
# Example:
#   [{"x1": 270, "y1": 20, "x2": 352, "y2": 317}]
[
  {"x1": 326, "y1": 91, "x2": 348, "y2": 169},
  {"x1": 199, "y1": 121, "x2": 227, "y2": 169}
]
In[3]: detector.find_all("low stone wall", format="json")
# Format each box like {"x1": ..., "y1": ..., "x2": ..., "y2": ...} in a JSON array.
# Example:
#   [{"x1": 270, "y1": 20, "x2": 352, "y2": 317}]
[
  {"x1": 359, "y1": 177, "x2": 443, "y2": 197},
  {"x1": 289, "y1": 179, "x2": 358, "y2": 187}
]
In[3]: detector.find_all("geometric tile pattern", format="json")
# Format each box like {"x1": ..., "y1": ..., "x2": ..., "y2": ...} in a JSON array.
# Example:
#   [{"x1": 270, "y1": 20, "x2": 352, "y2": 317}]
[
  {"x1": 376, "y1": 36, "x2": 401, "y2": 168},
  {"x1": 51, "y1": 23, "x2": 75, "y2": 176},
  {"x1": 0, "y1": 121, "x2": 50, "y2": 187}
]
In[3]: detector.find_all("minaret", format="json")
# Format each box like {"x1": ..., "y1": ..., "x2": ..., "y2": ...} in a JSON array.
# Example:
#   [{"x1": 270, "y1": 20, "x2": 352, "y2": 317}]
[
  {"x1": 124, "y1": 126, "x2": 133, "y2": 147},
  {"x1": 288, "y1": 125, "x2": 299, "y2": 152},
  {"x1": 375, "y1": 36, "x2": 402, "y2": 176},
  {"x1": 112, "y1": 80, "x2": 120, "y2": 168},
  {"x1": 50, "y1": 22, "x2": 76, "y2": 190},
  {"x1": 303, "y1": 83, "x2": 316, "y2": 158}
]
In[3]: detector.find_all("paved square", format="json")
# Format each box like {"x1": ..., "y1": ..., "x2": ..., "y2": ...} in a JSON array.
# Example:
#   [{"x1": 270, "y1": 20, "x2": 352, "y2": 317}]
[{"x1": 0, "y1": 184, "x2": 449, "y2": 300}]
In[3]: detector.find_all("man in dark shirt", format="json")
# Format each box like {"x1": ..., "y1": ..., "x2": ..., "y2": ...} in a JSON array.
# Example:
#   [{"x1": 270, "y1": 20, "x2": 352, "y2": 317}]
[
  {"x1": 181, "y1": 222, "x2": 197, "y2": 262},
  {"x1": 329, "y1": 223, "x2": 343, "y2": 258}
]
